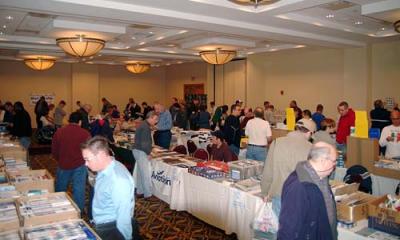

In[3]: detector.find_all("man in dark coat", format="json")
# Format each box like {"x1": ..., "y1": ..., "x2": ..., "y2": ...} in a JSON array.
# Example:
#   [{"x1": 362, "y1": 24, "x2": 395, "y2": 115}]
[{"x1": 34, "y1": 96, "x2": 49, "y2": 129}]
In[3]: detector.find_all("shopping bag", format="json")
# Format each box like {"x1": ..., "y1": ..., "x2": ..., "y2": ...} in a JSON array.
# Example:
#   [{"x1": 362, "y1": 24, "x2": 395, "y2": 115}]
[{"x1": 252, "y1": 201, "x2": 279, "y2": 234}]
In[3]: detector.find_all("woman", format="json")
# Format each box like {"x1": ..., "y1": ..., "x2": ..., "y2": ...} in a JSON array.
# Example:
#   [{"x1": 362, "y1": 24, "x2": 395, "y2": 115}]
[
  {"x1": 11, "y1": 102, "x2": 32, "y2": 149},
  {"x1": 312, "y1": 118, "x2": 336, "y2": 146}
]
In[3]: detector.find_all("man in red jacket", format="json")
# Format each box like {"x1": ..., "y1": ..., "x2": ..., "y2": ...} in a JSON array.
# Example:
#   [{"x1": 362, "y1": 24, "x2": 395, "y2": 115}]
[
  {"x1": 52, "y1": 111, "x2": 91, "y2": 213},
  {"x1": 336, "y1": 101, "x2": 355, "y2": 146}
]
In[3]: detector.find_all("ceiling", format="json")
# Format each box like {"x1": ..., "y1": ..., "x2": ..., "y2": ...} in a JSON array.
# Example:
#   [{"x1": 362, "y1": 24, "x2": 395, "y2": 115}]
[{"x1": 0, "y1": 0, "x2": 399, "y2": 66}]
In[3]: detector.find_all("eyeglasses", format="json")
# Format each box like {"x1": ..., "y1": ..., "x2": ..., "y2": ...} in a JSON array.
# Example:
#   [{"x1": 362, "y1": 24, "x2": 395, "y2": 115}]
[{"x1": 83, "y1": 155, "x2": 97, "y2": 162}]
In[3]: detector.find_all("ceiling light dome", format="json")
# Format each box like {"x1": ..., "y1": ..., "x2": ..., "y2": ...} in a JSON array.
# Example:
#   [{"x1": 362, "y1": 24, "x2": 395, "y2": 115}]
[
  {"x1": 394, "y1": 20, "x2": 400, "y2": 33},
  {"x1": 229, "y1": 0, "x2": 280, "y2": 7},
  {"x1": 56, "y1": 35, "x2": 105, "y2": 57},
  {"x1": 126, "y1": 63, "x2": 150, "y2": 74},
  {"x1": 200, "y1": 48, "x2": 236, "y2": 65},
  {"x1": 24, "y1": 58, "x2": 55, "y2": 71}
]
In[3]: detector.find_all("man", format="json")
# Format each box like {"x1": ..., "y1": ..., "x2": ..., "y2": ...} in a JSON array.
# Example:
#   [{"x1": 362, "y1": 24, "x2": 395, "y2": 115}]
[
  {"x1": 188, "y1": 98, "x2": 200, "y2": 130},
  {"x1": 245, "y1": 107, "x2": 272, "y2": 161},
  {"x1": 278, "y1": 142, "x2": 338, "y2": 240},
  {"x1": 379, "y1": 110, "x2": 400, "y2": 159},
  {"x1": 223, "y1": 104, "x2": 242, "y2": 156},
  {"x1": 300, "y1": 110, "x2": 317, "y2": 133},
  {"x1": 54, "y1": 100, "x2": 67, "y2": 128},
  {"x1": 239, "y1": 107, "x2": 254, "y2": 129},
  {"x1": 101, "y1": 97, "x2": 112, "y2": 114},
  {"x1": 210, "y1": 130, "x2": 233, "y2": 162},
  {"x1": 78, "y1": 104, "x2": 92, "y2": 130},
  {"x1": 81, "y1": 136, "x2": 135, "y2": 240},
  {"x1": 132, "y1": 111, "x2": 159, "y2": 198},
  {"x1": 261, "y1": 120, "x2": 313, "y2": 211},
  {"x1": 209, "y1": 101, "x2": 216, "y2": 120},
  {"x1": 34, "y1": 96, "x2": 49, "y2": 129},
  {"x1": 52, "y1": 112, "x2": 90, "y2": 213},
  {"x1": 2, "y1": 101, "x2": 14, "y2": 123},
  {"x1": 11, "y1": 102, "x2": 32, "y2": 149},
  {"x1": 370, "y1": 99, "x2": 391, "y2": 132},
  {"x1": 154, "y1": 103, "x2": 173, "y2": 149},
  {"x1": 312, "y1": 104, "x2": 326, "y2": 131},
  {"x1": 125, "y1": 98, "x2": 141, "y2": 120},
  {"x1": 336, "y1": 101, "x2": 355, "y2": 146},
  {"x1": 141, "y1": 102, "x2": 152, "y2": 119}
]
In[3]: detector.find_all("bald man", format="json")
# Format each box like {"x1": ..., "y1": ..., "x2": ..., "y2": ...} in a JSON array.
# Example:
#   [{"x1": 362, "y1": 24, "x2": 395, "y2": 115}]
[
  {"x1": 278, "y1": 142, "x2": 338, "y2": 240},
  {"x1": 379, "y1": 110, "x2": 400, "y2": 159}
]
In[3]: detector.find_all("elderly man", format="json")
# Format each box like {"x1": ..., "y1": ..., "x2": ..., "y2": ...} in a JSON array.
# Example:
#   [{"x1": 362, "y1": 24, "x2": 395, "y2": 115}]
[
  {"x1": 81, "y1": 136, "x2": 135, "y2": 240},
  {"x1": 261, "y1": 119, "x2": 313, "y2": 213},
  {"x1": 245, "y1": 107, "x2": 272, "y2": 161},
  {"x1": 132, "y1": 111, "x2": 159, "y2": 198},
  {"x1": 154, "y1": 103, "x2": 173, "y2": 149},
  {"x1": 278, "y1": 142, "x2": 338, "y2": 240},
  {"x1": 379, "y1": 110, "x2": 400, "y2": 159}
]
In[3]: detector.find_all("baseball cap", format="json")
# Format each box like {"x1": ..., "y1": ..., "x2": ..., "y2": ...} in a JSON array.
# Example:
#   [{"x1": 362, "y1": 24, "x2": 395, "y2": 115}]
[
  {"x1": 295, "y1": 119, "x2": 313, "y2": 132},
  {"x1": 211, "y1": 130, "x2": 225, "y2": 140}
]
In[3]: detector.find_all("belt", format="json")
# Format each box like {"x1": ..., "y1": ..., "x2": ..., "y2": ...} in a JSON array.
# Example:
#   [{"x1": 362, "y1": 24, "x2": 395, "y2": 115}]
[
  {"x1": 248, "y1": 144, "x2": 267, "y2": 148},
  {"x1": 93, "y1": 220, "x2": 116, "y2": 228},
  {"x1": 156, "y1": 129, "x2": 171, "y2": 132}
]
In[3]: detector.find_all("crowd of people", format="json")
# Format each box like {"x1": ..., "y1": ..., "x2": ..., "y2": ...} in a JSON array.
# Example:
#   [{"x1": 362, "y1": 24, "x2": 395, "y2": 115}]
[{"x1": 1, "y1": 95, "x2": 400, "y2": 240}]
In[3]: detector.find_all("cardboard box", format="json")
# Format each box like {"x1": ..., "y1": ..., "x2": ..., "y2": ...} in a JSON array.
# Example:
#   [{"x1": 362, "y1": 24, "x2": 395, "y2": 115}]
[
  {"x1": 0, "y1": 146, "x2": 27, "y2": 162},
  {"x1": 0, "y1": 198, "x2": 20, "y2": 231},
  {"x1": 336, "y1": 191, "x2": 376, "y2": 222},
  {"x1": 0, "y1": 229, "x2": 22, "y2": 239},
  {"x1": 346, "y1": 136, "x2": 379, "y2": 168},
  {"x1": 17, "y1": 192, "x2": 80, "y2": 227},
  {"x1": 368, "y1": 195, "x2": 400, "y2": 236},
  {"x1": 22, "y1": 219, "x2": 101, "y2": 240},
  {"x1": 331, "y1": 182, "x2": 359, "y2": 196},
  {"x1": 7, "y1": 169, "x2": 54, "y2": 193},
  {"x1": 271, "y1": 128, "x2": 289, "y2": 140}
]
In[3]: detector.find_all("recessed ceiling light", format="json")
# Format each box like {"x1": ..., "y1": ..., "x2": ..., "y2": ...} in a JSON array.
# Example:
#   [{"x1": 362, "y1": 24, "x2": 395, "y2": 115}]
[
  {"x1": 269, "y1": 49, "x2": 278, "y2": 52},
  {"x1": 355, "y1": 21, "x2": 363, "y2": 25},
  {"x1": 167, "y1": 44, "x2": 176, "y2": 47},
  {"x1": 156, "y1": 36, "x2": 165, "y2": 40},
  {"x1": 177, "y1": 61, "x2": 183, "y2": 64},
  {"x1": 343, "y1": 28, "x2": 352, "y2": 32},
  {"x1": 276, "y1": 15, "x2": 290, "y2": 20},
  {"x1": 98, "y1": 54, "x2": 102, "y2": 56},
  {"x1": 265, "y1": 44, "x2": 270, "y2": 47},
  {"x1": 247, "y1": 52, "x2": 254, "y2": 55},
  {"x1": 166, "y1": 63, "x2": 171, "y2": 66},
  {"x1": 2, "y1": 25, "x2": 6, "y2": 29},
  {"x1": 326, "y1": 14, "x2": 334, "y2": 18},
  {"x1": 167, "y1": 51, "x2": 176, "y2": 54},
  {"x1": 148, "y1": 31, "x2": 154, "y2": 34},
  {"x1": 368, "y1": 33, "x2": 376, "y2": 37},
  {"x1": 0, "y1": 31, "x2": 3, "y2": 35},
  {"x1": 294, "y1": 45, "x2": 305, "y2": 48},
  {"x1": 381, "y1": 27, "x2": 385, "y2": 31},
  {"x1": 131, "y1": 36, "x2": 136, "y2": 40},
  {"x1": 139, "y1": 42, "x2": 146, "y2": 45},
  {"x1": 5, "y1": 16, "x2": 13, "y2": 21},
  {"x1": 138, "y1": 48, "x2": 149, "y2": 51},
  {"x1": 178, "y1": 30, "x2": 187, "y2": 34},
  {"x1": 313, "y1": 22, "x2": 323, "y2": 27}
]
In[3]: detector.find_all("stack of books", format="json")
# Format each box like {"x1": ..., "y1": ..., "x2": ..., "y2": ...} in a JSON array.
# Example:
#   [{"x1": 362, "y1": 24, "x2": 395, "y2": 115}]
[
  {"x1": 9, "y1": 174, "x2": 51, "y2": 183},
  {"x1": 19, "y1": 194, "x2": 76, "y2": 218},
  {"x1": 0, "y1": 230, "x2": 21, "y2": 240},
  {"x1": 3, "y1": 158, "x2": 29, "y2": 172},
  {"x1": 0, "y1": 201, "x2": 18, "y2": 224},
  {"x1": 0, "y1": 184, "x2": 19, "y2": 199}
]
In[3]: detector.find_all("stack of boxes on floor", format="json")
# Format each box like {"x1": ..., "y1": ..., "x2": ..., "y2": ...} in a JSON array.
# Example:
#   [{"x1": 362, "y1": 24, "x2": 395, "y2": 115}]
[{"x1": 0, "y1": 137, "x2": 100, "y2": 240}]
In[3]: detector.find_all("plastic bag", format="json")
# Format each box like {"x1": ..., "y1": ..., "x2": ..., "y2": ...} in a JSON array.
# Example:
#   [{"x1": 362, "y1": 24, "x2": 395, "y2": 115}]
[{"x1": 253, "y1": 201, "x2": 279, "y2": 234}]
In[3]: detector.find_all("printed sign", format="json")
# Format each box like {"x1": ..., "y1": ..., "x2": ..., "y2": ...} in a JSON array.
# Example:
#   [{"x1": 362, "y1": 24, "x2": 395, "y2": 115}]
[{"x1": 30, "y1": 94, "x2": 55, "y2": 105}]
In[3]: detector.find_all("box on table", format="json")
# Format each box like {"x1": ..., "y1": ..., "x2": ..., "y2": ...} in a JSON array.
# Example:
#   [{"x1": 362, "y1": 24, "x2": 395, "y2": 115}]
[
  {"x1": 331, "y1": 182, "x2": 359, "y2": 196},
  {"x1": 0, "y1": 146, "x2": 27, "y2": 162},
  {"x1": 346, "y1": 136, "x2": 379, "y2": 169},
  {"x1": 0, "y1": 198, "x2": 21, "y2": 231},
  {"x1": 228, "y1": 159, "x2": 264, "y2": 180},
  {"x1": 7, "y1": 169, "x2": 54, "y2": 193},
  {"x1": 336, "y1": 191, "x2": 376, "y2": 222},
  {"x1": 17, "y1": 192, "x2": 80, "y2": 227},
  {"x1": 368, "y1": 195, "x2": 400, "y2": 236},
  {"x1": 22, "y1": 219, "x2": 100, "y2": 240}
]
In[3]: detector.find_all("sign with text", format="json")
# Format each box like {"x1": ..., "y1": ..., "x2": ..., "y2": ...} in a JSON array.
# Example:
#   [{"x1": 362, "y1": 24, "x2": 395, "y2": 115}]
[{"x1": 29, "y1": 94, "x2": 55, "y2": 106}]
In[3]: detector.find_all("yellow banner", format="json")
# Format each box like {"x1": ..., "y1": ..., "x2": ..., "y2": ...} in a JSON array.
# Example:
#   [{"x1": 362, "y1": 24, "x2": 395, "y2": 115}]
[
  {"x1": 286, "y1": 108, "x2": 295, "y2": 131},
  {"x1": 355, "y1": 110, "x2": 368, "y2": 138}
]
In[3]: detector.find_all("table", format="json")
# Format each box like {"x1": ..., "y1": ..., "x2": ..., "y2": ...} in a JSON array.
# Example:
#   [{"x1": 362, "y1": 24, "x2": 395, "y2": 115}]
[{"x1": 334, "y1": 167, "x2": 399, "y2": 196}]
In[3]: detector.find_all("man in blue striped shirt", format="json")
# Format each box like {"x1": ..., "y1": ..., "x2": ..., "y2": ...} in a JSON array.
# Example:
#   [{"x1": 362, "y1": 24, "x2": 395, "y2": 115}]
[
  {"x1": 82, "y1": 136, "x2": 135, "y2": 240},
  {"x1": 154, "y1": 103, "x2": 173, "y2": 149}
]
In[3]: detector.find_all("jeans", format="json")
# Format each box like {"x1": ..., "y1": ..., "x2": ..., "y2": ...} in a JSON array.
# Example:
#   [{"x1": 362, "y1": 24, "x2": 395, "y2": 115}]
[
  {"x1": 19, "y1": 137, "x2": 31, "y2": 150},
  {"x1": 95, "y1": 221, "x2": 125, "y2": 240},
  {"x1": 246, "y1": 145, "x2": 267, "y2": 161},
  {"x1": 229, "y1": 144, "x2": 240, "y2": 156},
  {"x1": 132, "y1": 149, "x2": 152, "y2": 198},
  {"x1": 154, "y1": 130, "x2": 172, "y2": 149},
  {"x1": 55, "y1": 165, "x2": 87, "y2": 213}
]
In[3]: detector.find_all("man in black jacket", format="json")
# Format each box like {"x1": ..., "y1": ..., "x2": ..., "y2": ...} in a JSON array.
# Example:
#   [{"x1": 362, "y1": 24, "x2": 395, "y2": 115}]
[
  {"x1": 34, "y1": 96, "x2": 49, "y2": 129},
  {"x1": 223, "y1": 104, "x2": 241, "y2": 156},
  {"x1": 12, "y1": 102, "x2": 32, "y2": 149}
]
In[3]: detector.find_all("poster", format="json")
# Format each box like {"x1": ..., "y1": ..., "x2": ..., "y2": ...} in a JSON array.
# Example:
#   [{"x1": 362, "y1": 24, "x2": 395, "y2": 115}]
[
  {"x1": 286, "y1": 108, "x2": 295, "y2": 131},
  {"x1": 30, "y1": 94, "x2": 55, "y2": 106},
  {"x1": 355, "y1": 110, "x2": 368, "y2": 138}
]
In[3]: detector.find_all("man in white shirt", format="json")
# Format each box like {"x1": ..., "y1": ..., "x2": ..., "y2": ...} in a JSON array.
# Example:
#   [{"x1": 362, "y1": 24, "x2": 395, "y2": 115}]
[
  {"x1": 245, "y1": 107, "x2": 272, "y2": 161},
  {"x1": 379, "y1": 110, "x2": 400, "y2": 159}
]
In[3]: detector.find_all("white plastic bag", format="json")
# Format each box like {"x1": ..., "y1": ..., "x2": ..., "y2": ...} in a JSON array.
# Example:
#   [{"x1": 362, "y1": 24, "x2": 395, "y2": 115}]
[{"x1": 253, "y1": 201, "x2": 279, "y2": 234}]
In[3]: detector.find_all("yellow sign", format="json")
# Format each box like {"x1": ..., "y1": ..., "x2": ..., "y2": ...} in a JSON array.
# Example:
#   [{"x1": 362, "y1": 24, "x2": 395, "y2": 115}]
[
  {"x1": 286, "y1": 108, "x2": 295, "y2": 131},
  {"x1": 355, "y1": 110, "x2": 368, "y2": 138}
]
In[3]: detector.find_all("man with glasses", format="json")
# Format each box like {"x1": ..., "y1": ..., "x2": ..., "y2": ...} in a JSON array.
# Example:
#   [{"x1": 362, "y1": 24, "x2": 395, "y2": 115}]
[
  {"x1": 379, "y1": 110, "x2": 400, "y2": 159},
  {"x1": 81, "y1": 136, "x2": 135, "y2": 240}
]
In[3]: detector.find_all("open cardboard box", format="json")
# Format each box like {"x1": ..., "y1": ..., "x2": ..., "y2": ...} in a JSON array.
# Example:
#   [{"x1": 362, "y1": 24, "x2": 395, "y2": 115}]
[
  {"x1": 0, "y1": 229, "x2": 22, "y2": 239},
  {"x1": 0, "y1": 198, "x2": 21, "y2": 231},
  {"x1": 331, "y1": 182, "x2": 359, "y2": 196},
  {"x1": 7, "y1": 169, "x2": 54, "y2": 193},
  {"x1": 368, "y1": 195, "x2": 400, "y2": 236},
  {"x1": 17, "y1": 192, "x2": 80, "y2": 227},
  {"x1": 336, "y1": 191, "x2": 377, "y2": 222},
  {"x1": 0, "y1": 146, "x2": 28, "y2": 162}
]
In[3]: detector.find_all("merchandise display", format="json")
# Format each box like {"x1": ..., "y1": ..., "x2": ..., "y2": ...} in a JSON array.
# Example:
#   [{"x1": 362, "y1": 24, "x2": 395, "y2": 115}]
[
  {"x1": 0, "y1": 184, "x2": 19, "y2": 199},
  {"x1": 0, "y1": 230, "x2": 21, "y2": 240},
  {"x1": 374, "y1": 159, "x2": 400, "y2": 171},
  {"x1": 0, "y1": 200, "x2": 18, "y2": 223},
  {"x1": 228, "y1": 160, "x2": 264, "y2": 180},
  {"x1": 368, "y1": 195, "x2": 400, "y2": 236},
  {"x1": 379, "y1": 194, "x2": 400, "y2": 212},
  {"x1": 234, "y1": 178, "x2": 261, "y2": 192},
  {"x1": 23, "y1": 219, "x2": 99, "y2": 240},
  {"x1": 19, "y1": 194, "x2": 76, "y2": 217},
  {"x1": 188, "y1": 166, "x2": 226, "y2": 179},
  {"x1": 2, "y1": 157, "x2": 29, "y2": 172}
]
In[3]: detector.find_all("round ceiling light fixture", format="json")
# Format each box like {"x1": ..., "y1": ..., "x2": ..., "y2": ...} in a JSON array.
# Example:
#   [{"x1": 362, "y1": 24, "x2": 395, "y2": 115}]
[
  {"x1": 199, "y1": 48, "x2": 236, "y2": 65},
  {"x1": 56, "y1": 35, "x2": 105, "y2": 57},
  {"x1": 126, "y1": 63, "x2": 150, "y2": 74},
  {"x1": 229, "y1": 0, "x2": 280, "y2": 8},
  {"x1": 394, "y1": 20, "x2": 400, "y2": 33},
  {"x1": 24, "y1": 58, "x2": 55, "y2": 71}
]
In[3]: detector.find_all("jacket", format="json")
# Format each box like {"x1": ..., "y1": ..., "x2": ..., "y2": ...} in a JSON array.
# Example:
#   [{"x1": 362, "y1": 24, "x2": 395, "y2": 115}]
[
  {"x1": 261, "y1": 131, "x2": 312, "y2": 197},
  {"x1": 336, "y1": 108, "x2": 355, "y2": 144},
  {"x1": 278, "y1": 169, "x2": 334, "y2": 240}
]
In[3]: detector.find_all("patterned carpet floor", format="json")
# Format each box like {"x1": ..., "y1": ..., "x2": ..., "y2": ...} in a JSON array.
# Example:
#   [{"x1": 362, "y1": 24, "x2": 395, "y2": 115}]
[{"x1": 29, "y1": 149, "x2": 237, "y2": 240}]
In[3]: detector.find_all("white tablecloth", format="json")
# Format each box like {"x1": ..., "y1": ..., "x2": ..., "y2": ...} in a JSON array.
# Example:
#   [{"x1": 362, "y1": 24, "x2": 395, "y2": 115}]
[
  {"x1": 176, "y1": 131, "x2": 212, "y2": 151},
  {"x1": 334, "y1": 167, "x2": 399, "y2": 196}
]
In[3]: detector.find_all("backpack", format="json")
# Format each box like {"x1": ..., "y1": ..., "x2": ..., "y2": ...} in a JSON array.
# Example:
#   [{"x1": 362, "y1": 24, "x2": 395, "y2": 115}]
[{"x1": 343, "y1": 165, "x2": 372, "y2": 194}]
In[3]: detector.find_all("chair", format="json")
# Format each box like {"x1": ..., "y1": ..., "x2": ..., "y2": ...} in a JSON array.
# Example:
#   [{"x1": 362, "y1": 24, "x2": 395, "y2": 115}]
[
  {"x1": 206, "y1": 144, "x2": 213, "y2": 157},
  {"x1": 193, "y1": 149, "x2": 209, "y2": 161},
  {"x1": 343, "y1": 165, "x2": 372, "y2": 194},
  {"x1": 173, "y1": 145, "x2": 188, "y2": 155},
  {"x1": 187, "y1": 140, "x2": 198, "y2": 156}
]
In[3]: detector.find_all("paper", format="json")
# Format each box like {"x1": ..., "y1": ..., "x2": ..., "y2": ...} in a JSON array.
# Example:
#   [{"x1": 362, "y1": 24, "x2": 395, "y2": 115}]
[
  {"x1": 286, "y1": 108, "x2": 295, "y2": 131},
  {"x1": 355, "y1": 111, "x2": 368, "y2": 138}
]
